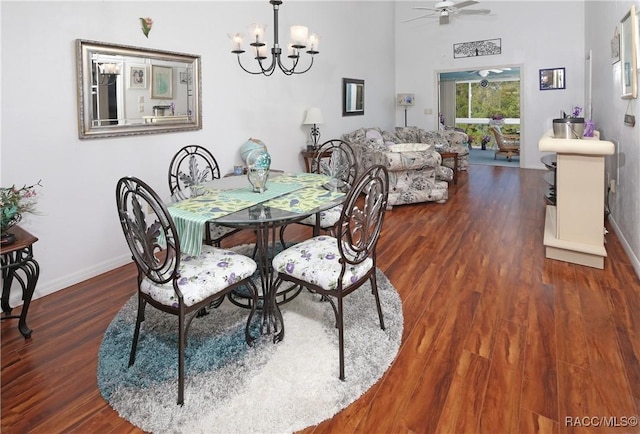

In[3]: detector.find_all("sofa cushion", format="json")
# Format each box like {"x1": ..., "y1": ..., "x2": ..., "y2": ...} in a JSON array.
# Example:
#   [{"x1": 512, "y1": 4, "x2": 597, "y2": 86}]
[
  {"x1": 365, "y1": 128, "x2": 384, "y2": 142},
  {"x1": 387, "y1": 143, "x2": 433, "y2": 152},
  {"x1": 382, "y1": 148, "x2": 441, "y2": 171},
  {"x1": 394, "y1": 126, "x2": 424, "y2": 143}
]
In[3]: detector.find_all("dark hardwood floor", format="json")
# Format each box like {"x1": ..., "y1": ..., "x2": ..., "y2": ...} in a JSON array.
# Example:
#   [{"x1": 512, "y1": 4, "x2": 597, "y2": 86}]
[{"x1": 2, "y1": 164, "x2": 639, "y2": 434}]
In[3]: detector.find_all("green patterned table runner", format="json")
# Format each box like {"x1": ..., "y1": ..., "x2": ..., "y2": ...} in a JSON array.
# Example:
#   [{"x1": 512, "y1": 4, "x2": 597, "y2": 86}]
[{"x1": 168, "y1": 173, "x2": 335, "y2": 256}]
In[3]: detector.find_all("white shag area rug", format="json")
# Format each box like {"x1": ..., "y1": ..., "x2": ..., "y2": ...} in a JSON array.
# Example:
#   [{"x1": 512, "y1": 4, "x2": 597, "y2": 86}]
[{"x1": 97, "y1": 250, "x2": 403, "y2": 434}]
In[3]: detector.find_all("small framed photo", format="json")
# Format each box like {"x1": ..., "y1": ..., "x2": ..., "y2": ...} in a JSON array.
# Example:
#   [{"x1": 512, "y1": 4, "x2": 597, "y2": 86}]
[
  {"x1": 179, "y1": 70, "x2": 192, "y2": 85},
  {"x1": 151, "y1": 65, "x2": 173, "y2": 99},
  {"x1": 539, "y1": 67, "x2": 565, "y2": 90},
  {"x1": 129, "y1": 65, "x2": 147, "y2": 89}
]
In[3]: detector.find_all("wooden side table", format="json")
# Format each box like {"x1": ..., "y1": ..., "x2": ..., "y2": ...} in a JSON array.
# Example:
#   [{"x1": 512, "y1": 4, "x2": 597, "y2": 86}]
[
  {"x1": 438, "y1": 151, "x2": 458, "y2": 184},
  {"x1": 301, "y1": 149, "x2": 332, "y2": 173},
  {"x1": 1, "y1": 226, "x2": 39, "y2": 338}
]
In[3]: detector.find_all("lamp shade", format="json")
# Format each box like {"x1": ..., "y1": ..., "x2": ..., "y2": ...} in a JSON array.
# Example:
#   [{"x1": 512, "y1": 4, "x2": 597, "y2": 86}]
[{"x1": 303, "y1": 107, "x2": 324, "y2": 125}]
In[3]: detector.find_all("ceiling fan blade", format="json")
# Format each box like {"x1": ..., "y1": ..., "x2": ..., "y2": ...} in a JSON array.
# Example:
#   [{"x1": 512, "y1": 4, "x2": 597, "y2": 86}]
[
  {"x1": 458, "y1": 8, "x2": 491, "y2": 15},
  {"x1": 412, "y1": 6, "x2": 437, "y2": 11},
  {"x1": 454, "y1": 0, "x2": 480, "y2": 9},
  {"x1": 403, "y1": 13, "x2": 437, "y2": 23}
]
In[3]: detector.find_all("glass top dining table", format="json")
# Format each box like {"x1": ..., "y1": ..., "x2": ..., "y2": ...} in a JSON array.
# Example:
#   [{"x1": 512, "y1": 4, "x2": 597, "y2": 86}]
[{"x1": 167, "y1": 172, "x2": 346, "y2": 341}]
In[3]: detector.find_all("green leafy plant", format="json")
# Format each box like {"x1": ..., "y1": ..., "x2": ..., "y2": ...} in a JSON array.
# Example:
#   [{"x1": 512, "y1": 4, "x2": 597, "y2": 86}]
[{"x1": 1, "y1": 181, "x2": 42, "y2": 233}]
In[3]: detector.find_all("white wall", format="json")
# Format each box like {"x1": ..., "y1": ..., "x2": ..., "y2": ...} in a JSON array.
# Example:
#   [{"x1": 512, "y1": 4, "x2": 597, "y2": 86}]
[
  {"x1": 585, "y1": 1, "x2": 640, "y2": 278},
  {"x1": 2, "y1": 1, "x2": 639, "y2": 303},
  {"x1": 394, "y1": 1, "x2": 586, "y2": 170},
  {"x1": 0, "y1": 1, "x2": 395, "y2": 301}
]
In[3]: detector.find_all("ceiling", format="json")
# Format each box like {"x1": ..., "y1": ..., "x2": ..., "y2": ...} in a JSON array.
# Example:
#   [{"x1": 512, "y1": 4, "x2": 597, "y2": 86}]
[{"x1": 439, "y1": 67, "x2": 520, "y2": 82}]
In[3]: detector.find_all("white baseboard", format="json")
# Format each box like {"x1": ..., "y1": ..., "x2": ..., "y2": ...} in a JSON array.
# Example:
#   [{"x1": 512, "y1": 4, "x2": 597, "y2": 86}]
[
  {"x1": 607, "y1": 214, "x2": 640, "y2": 280},
  {"x1": 7, "y1": 254, "x2": 132, "y2": 307}
]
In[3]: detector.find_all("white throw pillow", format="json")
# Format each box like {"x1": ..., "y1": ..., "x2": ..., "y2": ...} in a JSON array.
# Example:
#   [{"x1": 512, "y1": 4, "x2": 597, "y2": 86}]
[{"x1": 387, "y1": 143, "x2": 433, "y2": 153}]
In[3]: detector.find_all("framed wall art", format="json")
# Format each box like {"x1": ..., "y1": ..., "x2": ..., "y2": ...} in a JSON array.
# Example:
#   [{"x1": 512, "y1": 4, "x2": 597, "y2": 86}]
[
  {"x1": 129, "y1": 65, "x2": 147, "y2": 89},
  {"x1": 151, "y1": 65, "x2": 173, "y2": 99},
  {"x1": 539, "y1": 67, "x2": 565, "y2": 90},
  {"x1": 453, "y1": 38, "x2": 501, "y2": 58},
  {"x1": 620, "y1": 5, "x2": 637, "y2": 99},
  {"x1": 342, "y1": 78, "x2": 364, "y2": 116}
]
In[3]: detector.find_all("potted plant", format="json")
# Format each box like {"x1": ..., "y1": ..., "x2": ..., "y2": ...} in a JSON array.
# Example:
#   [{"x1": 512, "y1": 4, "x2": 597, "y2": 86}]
[
  {"x1": 1, "y1": 181, "x2": 42, "y2": 245},
  {"x1": 481, "y1": 135, "x2": 491, "y2": 150}
]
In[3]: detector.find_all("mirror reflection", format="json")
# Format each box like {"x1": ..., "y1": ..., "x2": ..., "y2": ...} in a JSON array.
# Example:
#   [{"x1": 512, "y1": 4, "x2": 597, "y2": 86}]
[
  {"x1": 342, "y1": 78, "x2": 364, "y2": 116},
  {"x1": 619, "y1": 5, "x2": 637, "y2": 99},
  {"x1": 76, "y1": 39, "x2": 202, "y2": 139}
]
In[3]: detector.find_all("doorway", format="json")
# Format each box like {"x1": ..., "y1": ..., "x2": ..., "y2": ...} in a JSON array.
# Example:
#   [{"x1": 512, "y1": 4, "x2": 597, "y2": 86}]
[{"x1": 438, "y1": 66, "x2": 521, "y2": 167}]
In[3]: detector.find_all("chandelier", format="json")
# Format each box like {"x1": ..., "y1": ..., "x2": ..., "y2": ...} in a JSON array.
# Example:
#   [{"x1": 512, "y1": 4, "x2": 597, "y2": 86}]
[
  {"x1": 96, "y1": 61, "x2": 122, "y2": 86},
  {"x1": 229, "y1": 0, "x2": 319, "y2": 76}
]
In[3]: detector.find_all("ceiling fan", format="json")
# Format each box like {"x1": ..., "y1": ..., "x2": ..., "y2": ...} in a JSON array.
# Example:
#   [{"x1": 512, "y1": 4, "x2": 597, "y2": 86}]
[
  {"x1": 476, "y1": 67, "x2": 511, "y2": 77},
  {"x1": 404, "y1": 0, "x2": 491, "y2": 25}
]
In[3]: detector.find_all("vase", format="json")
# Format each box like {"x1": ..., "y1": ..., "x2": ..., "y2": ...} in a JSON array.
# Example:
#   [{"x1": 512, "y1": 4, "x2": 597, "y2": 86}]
[
  {"x1": 0, "y1": 212, "x2": 22, "y2": 246},
  {"x1": 246, "y1": 149, "x2": 271, "y2": 193},
  {"x1": 553, "y1": 117, "x2": 584, "y2": 139},
  {"x1": 1, "y1": 232, "x2": 16, "y2": 246}
]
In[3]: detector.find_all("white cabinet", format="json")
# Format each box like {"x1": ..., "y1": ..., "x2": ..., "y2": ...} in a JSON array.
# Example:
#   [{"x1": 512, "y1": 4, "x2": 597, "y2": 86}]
[{"x1": 538, "y1": 130, "x2": 615, "y2": 269}]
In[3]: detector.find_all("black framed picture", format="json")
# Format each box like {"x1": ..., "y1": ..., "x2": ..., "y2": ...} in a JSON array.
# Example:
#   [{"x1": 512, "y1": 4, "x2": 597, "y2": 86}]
[{"x1": 342, "y1": 78, "x2": 364, "y2": 116}]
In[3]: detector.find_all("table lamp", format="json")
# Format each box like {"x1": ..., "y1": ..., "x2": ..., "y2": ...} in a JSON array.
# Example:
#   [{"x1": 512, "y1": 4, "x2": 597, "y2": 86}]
[{"x1": 303, "y1": 107, "x2": 324, "y2": 149}]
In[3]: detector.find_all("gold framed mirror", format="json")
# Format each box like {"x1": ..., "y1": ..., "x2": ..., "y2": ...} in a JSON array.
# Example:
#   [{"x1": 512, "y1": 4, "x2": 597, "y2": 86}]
[
  {"x1": 620, "y1": 5, "x2": 637, "y2": 99},
  {"x1": 76, "y1": 39, "x2": 202, "y2": 139}
]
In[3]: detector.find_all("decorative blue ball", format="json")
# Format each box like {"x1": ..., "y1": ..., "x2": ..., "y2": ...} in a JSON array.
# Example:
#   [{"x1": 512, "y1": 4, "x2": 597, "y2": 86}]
[
  {"x1": 246, "y1": 149, "x2": 271, "y2": 170},
  {"x1": 240, "y1": 138, "x2": 267, "y2": 163}
]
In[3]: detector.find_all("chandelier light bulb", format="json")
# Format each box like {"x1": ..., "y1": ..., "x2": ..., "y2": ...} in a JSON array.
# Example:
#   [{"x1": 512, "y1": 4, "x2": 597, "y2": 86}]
[
  {"x1": 249, "y1": 23, "x2": 267, "y2": 44},
  {"x1": 307, "y1": 33, "x2": 319, "y2": 52},
  {"x1": 290, "y1": 25, "x2": 309, "y2": 48},
  {"x1": 229, "y1": 33, "x2": 245, "y2": 52}
]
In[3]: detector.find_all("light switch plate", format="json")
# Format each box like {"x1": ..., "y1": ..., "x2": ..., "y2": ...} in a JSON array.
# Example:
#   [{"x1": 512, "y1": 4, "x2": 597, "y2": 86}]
[{"x1": 624, "y1": 114, "x2": 635, "y2": 127}]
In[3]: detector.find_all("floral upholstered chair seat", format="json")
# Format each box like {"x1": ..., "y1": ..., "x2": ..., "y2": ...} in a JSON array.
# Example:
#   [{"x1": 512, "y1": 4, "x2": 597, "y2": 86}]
[
  {"x1": 272, "y1": 235, "x2": 373, "y2": 290},
  {"x1": 139, "y1": 245, "x2": 257, "y2": 307},
  {"x1": 296, "y1": 204, "x2": 343, "y2": 229}
]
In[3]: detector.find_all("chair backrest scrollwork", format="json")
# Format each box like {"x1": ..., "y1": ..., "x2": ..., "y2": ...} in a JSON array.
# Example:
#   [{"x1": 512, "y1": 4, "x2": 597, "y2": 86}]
[
  {"x1": 312, "y1": 139, "x2": 357, "y2": 193},
  {"x1": 168, "y1": 145, "x2": 222, "y2": 195},
  {"x1": 336, "y1": 164, "x2": 389, "y2": 266},
  {"x1": 116, "y1": 176, "x2": 180, "y2": 285}
]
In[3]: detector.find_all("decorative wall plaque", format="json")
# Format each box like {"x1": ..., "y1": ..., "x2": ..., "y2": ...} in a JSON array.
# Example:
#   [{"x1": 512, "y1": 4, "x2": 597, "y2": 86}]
[{"x1": 453, "y1": 38, "x2": 502, "y2": 58}]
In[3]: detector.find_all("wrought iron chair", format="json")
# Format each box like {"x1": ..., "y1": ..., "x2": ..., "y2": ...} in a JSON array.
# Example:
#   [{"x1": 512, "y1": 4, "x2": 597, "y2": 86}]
[
  {"x1": 116, "y1": 176, "x2": 259, "y2": 405},
  {"x1": 279, "y1": 139, "x2": 357, "y2": 248},
  {"x1": 168, "y1": 145, "x2": 242, "y2": 247},
  {"x1": 272, "y1": 164, "x2": 389, "y2": 380}
]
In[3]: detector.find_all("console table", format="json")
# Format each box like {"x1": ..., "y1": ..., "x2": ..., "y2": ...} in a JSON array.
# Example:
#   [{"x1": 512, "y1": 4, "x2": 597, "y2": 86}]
[
  {"x1": 538, "y1": 130, "x2": 614, "y2": 269},
  {"x1": 438, "y1": 151, "x2": 458, "y2": 184},
  {"x1": 1, "y1": 226, "x2": 39, "y2": 338},
  {"x1": 301, "y1": 149, "x2": 332, "y2": 173}
]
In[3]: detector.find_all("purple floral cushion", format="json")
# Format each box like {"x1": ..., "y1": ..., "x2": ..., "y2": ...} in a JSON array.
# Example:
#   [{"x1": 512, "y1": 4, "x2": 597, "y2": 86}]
[
  {"x1": 272, "y1": 236, "x2": 373, "y2": 290},
  {"x1": 140, "y1": 245, "x2": 257, "y2": 307}
]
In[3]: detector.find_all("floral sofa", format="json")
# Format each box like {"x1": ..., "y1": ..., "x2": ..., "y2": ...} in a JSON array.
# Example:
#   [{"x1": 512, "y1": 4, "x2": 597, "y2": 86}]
[{"x1": 342, "y1": 127, "x2": 462, "y2": 207}]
